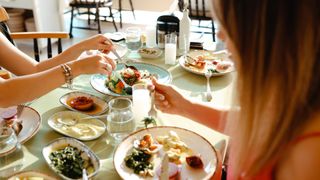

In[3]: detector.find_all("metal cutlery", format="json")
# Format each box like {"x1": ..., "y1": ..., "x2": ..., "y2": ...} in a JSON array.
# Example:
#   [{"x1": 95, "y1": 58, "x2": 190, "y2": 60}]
[{"x1": 204, "y1": 69, "x2": 213, "y2": 102}]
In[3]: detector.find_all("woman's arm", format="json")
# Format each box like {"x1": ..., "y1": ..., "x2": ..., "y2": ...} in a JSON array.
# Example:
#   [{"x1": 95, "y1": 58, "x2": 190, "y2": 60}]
[
  {"x1": 153, "y1": 79, "x2": 228, "y2": 132},
  {"x1": 0, "y1": 34, "x2": 113, "y2": 75},
  {"x1": 0, "y1": 54, "x2": 115, "y2": 107}
]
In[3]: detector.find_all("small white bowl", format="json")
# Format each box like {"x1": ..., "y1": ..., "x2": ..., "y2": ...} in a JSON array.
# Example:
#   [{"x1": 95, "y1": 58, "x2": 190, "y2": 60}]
[
  {"x1": 138, "y1": 48, "x2": 162, "y2": 59},
  {"x1": 42, "y1": 137, "x2": 100, "y2": 180},
  {"x1": 60, "y1": 91, "x2": 108, "y2": 115}
]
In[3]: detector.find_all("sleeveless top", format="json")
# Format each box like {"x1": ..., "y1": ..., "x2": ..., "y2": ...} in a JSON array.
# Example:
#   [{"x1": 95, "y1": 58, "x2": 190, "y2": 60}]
[{"x1": 228, "y1": 132, "x2": 320, "y2": 180}]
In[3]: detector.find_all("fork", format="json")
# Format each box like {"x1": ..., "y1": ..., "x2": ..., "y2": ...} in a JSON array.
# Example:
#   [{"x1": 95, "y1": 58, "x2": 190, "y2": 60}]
[
  {"x1": 110, "y1": 48, "x2": 138, "y2": 71},
  {"x1": 204, "y1": 69, "x2": 213, "y2": 102},
  {"x1": 148, "y1": 89, "x2": 157, "y2": 119}
]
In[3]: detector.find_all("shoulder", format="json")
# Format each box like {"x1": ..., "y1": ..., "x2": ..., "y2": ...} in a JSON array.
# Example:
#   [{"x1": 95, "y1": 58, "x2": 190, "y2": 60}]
[{"x1": 276, "y1": 133, "x2": 320, "y2": 179}]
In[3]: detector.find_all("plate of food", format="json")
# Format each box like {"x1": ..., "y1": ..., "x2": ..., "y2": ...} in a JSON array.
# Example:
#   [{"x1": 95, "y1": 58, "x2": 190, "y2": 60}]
[
  {"x1": 90, "y1": 62, "x2": 172, "y2": 96},
  {"x1": 113, "y1": 126, "x2": 218, "y2": 180},
  {"x1": 7, "y1": 171, "x2": 57, "y2": 180},
  {"x1": 42, "y1": 137, "x2": 100, "y2": 180},
  {"x1": 59, "y1": 91, "x2": 108, "y2": 115},
  {"x1": 0, "y1": 105, "x2": 41, "y2": 144},
  {"x1": 138, "y1": 48, "x2": 162, "y2": 59},
  {"x1": 47, "y1": 111, "x2": 106, "y2": 141},
  {"x1": 179, "y1": 50, "x2": 235, "y2": 76}
]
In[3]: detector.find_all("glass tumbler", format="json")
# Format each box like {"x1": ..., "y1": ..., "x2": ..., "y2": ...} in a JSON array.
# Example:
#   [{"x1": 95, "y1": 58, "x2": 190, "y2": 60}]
[
  {"x1": 125, "y1": 27, "x2": 142, "y2": 52},
  {"x1": 0, "y1": 127, "x2": 24, "y2": 178},
  {"x1": 107, "y1": 97, "x2": 135, "y2": 142}
]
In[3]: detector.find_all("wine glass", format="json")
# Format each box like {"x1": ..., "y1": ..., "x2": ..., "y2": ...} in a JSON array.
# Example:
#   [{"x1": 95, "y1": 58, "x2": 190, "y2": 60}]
[
  {"x1": 106, "y1": 98, "x2": 135, "y2": 143},
  {"x1": 0, "y1": 127, "x2": 24, "y2": 178}
]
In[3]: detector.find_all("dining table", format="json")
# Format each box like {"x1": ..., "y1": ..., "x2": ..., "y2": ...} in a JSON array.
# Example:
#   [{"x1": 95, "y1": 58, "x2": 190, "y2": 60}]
[{"x1": 2, "y1": 46, "x2": 235, "y2": 179}]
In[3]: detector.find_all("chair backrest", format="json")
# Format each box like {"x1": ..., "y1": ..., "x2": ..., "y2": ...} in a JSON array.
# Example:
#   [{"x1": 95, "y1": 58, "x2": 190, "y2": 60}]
[
  {"x1": 0, "y1": 6, "x2": 68, "y2": 62},
  {"x1": 178, "y1": 0, "x2": 212, "y2": 20}
]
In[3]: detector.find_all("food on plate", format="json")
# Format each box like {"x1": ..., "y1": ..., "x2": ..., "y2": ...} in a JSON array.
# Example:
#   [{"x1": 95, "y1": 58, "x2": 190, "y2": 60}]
[
  {"x1": 156, "y1": 154, "x2": 180, "y2": 180},
  {"x1": 0, "y1": 107, "x2": 23, "y2": 135},
  {"x1": 68, "y1": 96, "x2": 94, "y2": 111},
  {"x1": 11, "y1": 177, "x2": 45, "y2": 180},
  {"x1": 49, "y1": 145, "x2": 94, "y2": 179},
  {"x1": 124, "y1": 148, "x2": 154, "y2": 177},
  {"x1": 133, "y1": 134, "x2": 162, "y2": 154},
  {"x1": 216, "y1": 61, "x2": 233, "y2": 72},
  {"x1": 156, "y1": 131, "x2": 191, "y2": 164},
  {"x1": 186, "y1": 155, "x2": 204, "y2": 169},
  {"x1": 185, "y1": 55, "x2": 206, "y2": 70},
  {"x1": 105, "y1": 66, "x2": 151, "y2": 95},
  {"x1": 138, "y1": 48, "x2": 158, "y2": 55}
]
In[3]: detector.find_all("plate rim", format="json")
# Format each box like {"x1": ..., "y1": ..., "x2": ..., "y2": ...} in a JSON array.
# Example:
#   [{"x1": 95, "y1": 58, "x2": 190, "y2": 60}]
[
  {"x1": 59, "y1": 91, "x2": 108, "y2": 115},
  {"x1": 113, "y1": 126, "x2": 219, "y2": 179},
  {"x1": 19, "y1": 105, "x2": 41, "y2": 144},
  {"x1": 47, "y1": 110, "x2": 106, "y2": 141},
  {"x1": 7, "y1": 170, "x2": 57, "y2": 180},
  {"x1": 90, "y1": 62, "x2": 172, "y2": 96}
]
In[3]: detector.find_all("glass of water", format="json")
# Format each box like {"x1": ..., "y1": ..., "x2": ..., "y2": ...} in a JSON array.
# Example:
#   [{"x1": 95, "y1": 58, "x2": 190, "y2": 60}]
[
  {"x1": 0, "y1": 127, "x2": 24, "y2": 178},
  {"x1": 125, "y1": 27, "x2": 142, "y2": 52},
  {"x1": 107, "y1": 97, "x2": 135, "y2": 142}
]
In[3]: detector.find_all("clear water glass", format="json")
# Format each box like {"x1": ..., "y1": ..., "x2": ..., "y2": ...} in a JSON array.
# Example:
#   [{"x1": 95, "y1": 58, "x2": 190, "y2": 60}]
[
  {"x1": 125, "y1": 27, "x2": 142, "y2": 52},
  {"x1": 107, "y1": 98, "x2": 135, "y2": 142},
  {"x1": 0, "y1": 127, "x2": 24, "y2": 178}
]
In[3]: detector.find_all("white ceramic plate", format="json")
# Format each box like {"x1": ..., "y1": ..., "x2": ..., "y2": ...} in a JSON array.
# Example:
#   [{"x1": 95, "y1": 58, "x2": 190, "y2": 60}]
[
  {"x1": 59, "y1": 91, "x2": 108, "y2": 115},
  {"x1": 48, "y1": 111, "x2": 106, "y2": 141},
  {"x1": 8, "y1": 171, "x2": 57, "y2": 180},
  {"x1": 42, "y1": 137, "x2": 100, "y2": 180},
  {"x1": 113, "y1": 126, "x2": 218, "y2": 180},
  {"x1": 138, "y1": 48, "x2": 163, "y2": 59},
  {"x1": 90, "y1": 62, "x2": 172, "y2": 97},
  {"x1": 179, "y1": 50, "x2": 235, "y2": 76},
  {"x1": 0, "y1": 106, "x2": 41, "y2": 144}
]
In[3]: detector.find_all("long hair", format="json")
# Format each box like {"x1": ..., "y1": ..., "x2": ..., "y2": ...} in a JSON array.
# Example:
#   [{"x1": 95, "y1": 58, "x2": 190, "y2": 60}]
[{"x1": 212, "y1": 0, "x2": 320, "y2": 178}]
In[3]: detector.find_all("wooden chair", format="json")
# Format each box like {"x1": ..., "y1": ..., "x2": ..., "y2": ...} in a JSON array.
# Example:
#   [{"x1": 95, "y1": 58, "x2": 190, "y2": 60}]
[
  {"x1": 69, "y1": 0, "x2": 118, "y2": 38},
  {"x1": 0, "y1": 7, "x2": 69, "y2": 62},
  {"x1": 178, "y1": 0, "x2": 216, "y2": 41}
]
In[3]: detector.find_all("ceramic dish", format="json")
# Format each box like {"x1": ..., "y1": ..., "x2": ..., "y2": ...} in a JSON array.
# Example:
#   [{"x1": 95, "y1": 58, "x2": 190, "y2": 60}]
[
  {"x1": 47, "y1": 111, "x2": 106, "y2": 141},
  {"x1": 42, "y1": 137, "x2": 100, "y2": 180},
  {"x1": 90, "y1": 62, "x2": 172, "y2": 97},
  {"x1": 7, "y1": 171, "x2": 57, "y2": 180},
  {"x1": 138, "y1": 48, "x2": 162, "y2": 59},
  {"x1": 113, "y1": 126, "x2": 218, "y2": 180},
  {"x1": 0, "y1": 105, "x2": 41, "y2": 144},
  {"x1": 59, "y1": 91, "x2": 108, "y2": 115},
  {"x1": 179, "y1": 50, "x2": 235, "y2": 76}
]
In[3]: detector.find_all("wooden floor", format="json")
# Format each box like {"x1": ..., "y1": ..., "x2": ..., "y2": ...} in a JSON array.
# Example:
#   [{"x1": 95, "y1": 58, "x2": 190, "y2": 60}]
[{"x1": 15, "y1": 10, "x2": 220, "y2": 61}]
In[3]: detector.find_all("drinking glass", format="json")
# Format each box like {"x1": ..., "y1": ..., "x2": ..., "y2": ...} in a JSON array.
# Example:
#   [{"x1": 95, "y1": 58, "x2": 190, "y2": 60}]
[
  {"x1": 132, "y1": 84, "x2": 151, "y2": 126},
  {"x1": 125, "y1": 27, "x2": 142, "y2": 52},
  {"x1": 165, "y1": 33, "x2": 177, "y2": 65},
  {"x1": 107, "y1": 98, "x2": 135, "y2": 142},
  {"x1": 0, "y1": 127, "x2": 24, "y2": 178}
]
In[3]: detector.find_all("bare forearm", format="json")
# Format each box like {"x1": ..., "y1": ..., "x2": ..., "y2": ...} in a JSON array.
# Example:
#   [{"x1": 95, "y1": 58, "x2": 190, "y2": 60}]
[
  {"x1": 180, "y1": 100, "x2": 228, "y2": 132},
  {"x1": 0, "y1": 64, "x2": 78, "y2": 107}
]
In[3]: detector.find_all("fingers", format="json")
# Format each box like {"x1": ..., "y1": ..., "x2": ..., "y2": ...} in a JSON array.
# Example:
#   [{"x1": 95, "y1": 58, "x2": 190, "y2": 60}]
[
  {"x1": 99, "y1": 54, "x2": 116, "y2": 70},
  {"x1": 154, "y1": 92, "x2": 170, "y2": 110}
]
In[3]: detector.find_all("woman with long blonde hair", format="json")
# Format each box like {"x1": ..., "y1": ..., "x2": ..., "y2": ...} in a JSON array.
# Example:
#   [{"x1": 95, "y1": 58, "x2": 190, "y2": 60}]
[{"x1": 153, "y1": 0, "x2": 320, "y2": 179}]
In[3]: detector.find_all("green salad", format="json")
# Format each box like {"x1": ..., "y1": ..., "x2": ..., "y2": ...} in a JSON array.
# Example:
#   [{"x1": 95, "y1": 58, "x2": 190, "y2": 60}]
[
  {"x1": 49, "y1": 145, "x2": 93, "y2": 179},
  {"x1": 124, "y1": 148, "x2": 154, "y2": 176}
]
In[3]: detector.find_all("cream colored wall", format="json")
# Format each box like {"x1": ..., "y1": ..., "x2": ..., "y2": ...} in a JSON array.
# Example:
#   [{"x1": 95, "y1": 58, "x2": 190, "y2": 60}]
[{"x1": 112, "y1": 0, "x2": 178, "y2": 12}]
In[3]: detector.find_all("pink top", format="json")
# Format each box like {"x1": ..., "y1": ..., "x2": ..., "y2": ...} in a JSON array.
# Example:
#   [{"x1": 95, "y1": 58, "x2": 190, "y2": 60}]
[{"x1": 228, "y1": 132, "x2": 320, "y2": 180}]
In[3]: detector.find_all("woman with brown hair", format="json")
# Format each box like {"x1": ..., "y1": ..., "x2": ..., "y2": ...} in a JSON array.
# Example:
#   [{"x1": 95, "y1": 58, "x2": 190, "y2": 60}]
[{"x1": 153, "y1": 0, "x2": 320, "y2": 179}]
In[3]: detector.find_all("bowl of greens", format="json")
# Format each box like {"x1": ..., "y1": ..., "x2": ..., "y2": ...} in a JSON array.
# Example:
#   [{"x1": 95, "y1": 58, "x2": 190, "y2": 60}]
[{"x1": 42, "y1": 137, "x2": 100, "y2": 180}]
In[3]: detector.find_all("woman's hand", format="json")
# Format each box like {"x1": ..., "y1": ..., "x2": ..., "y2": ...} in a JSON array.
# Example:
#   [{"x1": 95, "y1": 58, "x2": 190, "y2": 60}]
[
  {"x1": 76, "y1": 34, "x2": 113, "y2": 54},
  {"x1": 71, "y1": 54, "x2": 116, "y2": 76},
  {"x1": 152, "y1": 78, "x2": 190, "y2": 115}
]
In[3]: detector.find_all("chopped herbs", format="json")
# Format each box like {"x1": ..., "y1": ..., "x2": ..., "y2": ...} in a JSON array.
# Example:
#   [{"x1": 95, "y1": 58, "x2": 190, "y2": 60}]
[
  {"x1": 49, "y1": 145, "x2": 93, "y2": 179},
  {"x1": 124, "y1": 148, "x2": 154, "y2": 176},
  {"x1": 208, "y1": 69, "x2": 219, "y2": 73},
  {"x1": 142, "y1": 117, "x2": 157, "y2": 129}
]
